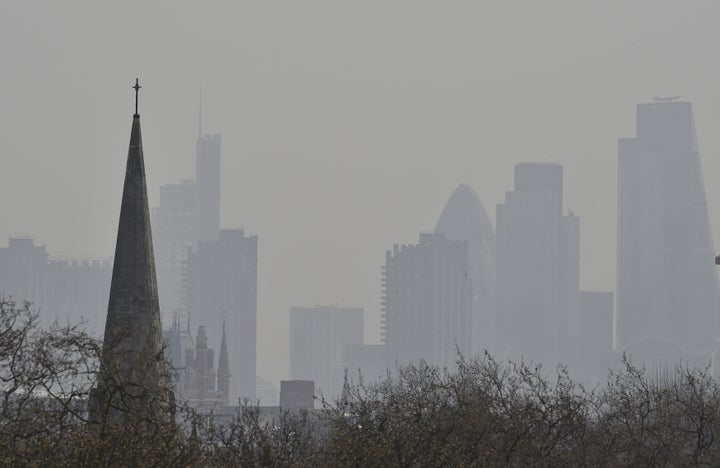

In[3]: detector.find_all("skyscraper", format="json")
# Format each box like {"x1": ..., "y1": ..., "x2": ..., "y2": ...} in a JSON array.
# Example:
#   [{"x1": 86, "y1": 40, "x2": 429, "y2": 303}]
[
  {"x1": 151, "y1": 179, "x2": 196, "y2": 323},
  {"x1": 496, "y1": 163, "x2": 578, "y2": 366},
  {"x1": 195, "y1": 133, "x2": 221, "y2": 244},
  {"x1": 617, "y1": 101, "x2": 720, "y2": 352},
  {"x1": 187, "y1": 228, "x2": 257, "y2": 402},
  {"x1": 434, "y1": 184, "x2": 496, "y2": 355},
  {"x1": 382, "y1": 232, "x2": 472, "y2": 368},
  {"x1": 289, "y1": 305, "x2": 364, "y2": 400},
  {"x1": 90, "y1": 80, "x2": 172, "y2": 422}
]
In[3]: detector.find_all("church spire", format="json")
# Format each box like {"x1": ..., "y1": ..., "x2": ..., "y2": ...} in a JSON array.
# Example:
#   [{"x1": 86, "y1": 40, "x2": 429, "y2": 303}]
[
  {"x1": 89, "y1": 79, "x2": 173, "y2": 423},
  {"x1": 217, "y1": 318, "x2": 230, "y2": 404}
]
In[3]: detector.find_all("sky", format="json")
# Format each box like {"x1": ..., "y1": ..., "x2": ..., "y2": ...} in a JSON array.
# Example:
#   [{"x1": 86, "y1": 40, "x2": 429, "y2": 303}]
[{"x1": 2, "y1": 1, "x2": 720, "y2": 384}]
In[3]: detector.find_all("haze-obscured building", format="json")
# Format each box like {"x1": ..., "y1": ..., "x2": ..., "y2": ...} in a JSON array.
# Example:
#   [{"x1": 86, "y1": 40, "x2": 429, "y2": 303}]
[
  {"x1": 343, "y1": 343, "x2": 387, "y2": 386},
  {"x1": 187, "y1": 228, "x2": 257, "y2": 402},
  {"x1": 151, "y1": 180, "x2": 196, "y2": 324},
  {"x1": 496, "y1": 164, "x2": 579, "y2": 367},
  {"x1": 382, "y1": 232, "x2": 472, "y2": 369},
  {"x1": 196, "y1": 133, "x2": 221, "y2": 244},
  {"x1": 279, "y1": 380, "x2": 314, "y2": 410},
  {"x1": 617, "y1": 100, "x2": 720, "y2": 353},
  {"x1": 289, "y1": 305, "x2": 363, "y2": 401},
  {"x1": 0, "y1": 237, "x2": 48, "y2": 317},
  {"x1": 434, "y1": 184, "x2": 496, "y2": 356}
]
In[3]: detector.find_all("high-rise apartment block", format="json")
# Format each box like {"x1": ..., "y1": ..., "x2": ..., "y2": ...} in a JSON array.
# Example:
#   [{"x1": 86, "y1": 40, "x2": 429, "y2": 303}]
[
  {"x1": 617, "y1": 101, "x2": 720, "y2": 353},
  {"x1": 289, "y1": 305, "x2": 364, "y2": 400},
  {"x1": 382, "y1": 232, "x2": 472, "y2": 369}
]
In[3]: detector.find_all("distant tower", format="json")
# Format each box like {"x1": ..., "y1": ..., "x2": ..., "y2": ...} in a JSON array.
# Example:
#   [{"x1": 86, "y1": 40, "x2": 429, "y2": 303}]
[
  {"x1": 217, "y1": 322, "x2": 230, "y2": 404},
  {"x1": 496, "y1": 163, "x2": 579, "y2": 367},
  {"x1": 434, "y1": 184, "x2": 496, "y2": 355},
  {"x1": 89, "y1": 79, "x2": 172, "y2": 423},
  {"x1": 617, "y1": 101, "x2": 720, "y2": 351},
  {"x1": 187, "y1": 229, "x2": 257, "y2": 401},
  {"x1": 195, "y1": 96, "x2": 221, "y2": 244},
  {"x1": 382, "y1": 232, "x2": 472, "y2": 368}
]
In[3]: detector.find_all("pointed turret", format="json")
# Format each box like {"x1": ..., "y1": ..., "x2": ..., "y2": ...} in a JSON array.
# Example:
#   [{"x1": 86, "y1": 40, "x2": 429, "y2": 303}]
[
  {"x1": 90, "y1": 79, "x2": 173, "y2": 423},
  {"x1": 217, "y1": 321, "x2": 230, "y2": 404}
]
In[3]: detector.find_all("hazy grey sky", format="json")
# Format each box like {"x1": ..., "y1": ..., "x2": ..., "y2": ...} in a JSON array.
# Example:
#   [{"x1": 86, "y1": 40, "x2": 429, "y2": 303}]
[{"x1": 2, "y1": 1, "x2": 720, "y2": 383}]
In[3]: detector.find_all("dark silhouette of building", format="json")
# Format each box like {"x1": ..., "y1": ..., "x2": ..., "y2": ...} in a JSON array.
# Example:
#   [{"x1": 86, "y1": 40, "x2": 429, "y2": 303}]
[
  {"x1": 434, "y1": 184, "x2": 496, "y2": 355},
  {"x1": 217, "y1": 322, "x2": 230, "y2": 403},
  {"x1": 617, "y1": 101, "x2": 720, "y2": 353},
  {"x1": 279, "y1": 380, "x2": 314, "y2": 410},
  {"x1": 152, "y1": 180, "x2": 196, "y2": 324},
  {"x1": 89, "y1": 82, "x2": 172, "y2": 422},
  {"x1": 289, "y1": 305, "x2": 363, "y2": 400},
  {"x1": 382, "y1": 232, "x2": 472, "y2": 369},
  {"x1": 187, "y1": 228, "x2": 257, "y2": 402}
]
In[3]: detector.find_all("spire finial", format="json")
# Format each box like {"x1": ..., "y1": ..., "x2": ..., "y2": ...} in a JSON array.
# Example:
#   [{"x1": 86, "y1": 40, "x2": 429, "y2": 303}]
[{"x1": 133, "y1": 78, "x2": 141, "y2": 116}]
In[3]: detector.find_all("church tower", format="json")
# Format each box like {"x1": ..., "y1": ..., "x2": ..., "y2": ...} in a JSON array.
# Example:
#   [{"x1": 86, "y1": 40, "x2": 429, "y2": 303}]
[
  {"x1": 217, "y1": 322, "x2": 230, "y2": 405},
  {"x1": 89, "y1": 79, "x2": 173, "y2": 423}
]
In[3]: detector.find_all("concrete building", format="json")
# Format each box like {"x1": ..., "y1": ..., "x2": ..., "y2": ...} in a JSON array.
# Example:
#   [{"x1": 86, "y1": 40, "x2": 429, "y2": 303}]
[
  {"x1": 45, "y1": 257, "x2": 112, "y2": 337},
  {"x1": 496, "y1": 163, "x2": 579, "y2": 367},
  {"x1": 187, "y1": 228, "x2": 257, "y2": 402},
  {"x1": 195, "y1": 133, "x2": 221, "y2": 244},
  {"x1": 0, "y1": 237, "x2": 48, "y2": 318},
  {"x1": 343, "y1": 344, "x2": 387, "y2": 387},
  {"x1": 289, "y1": 306, "x2": 364, "y2": 401},
  {"x1": 382, "y1": 232, "x2": 472, "y2": 369},
  {"x1": 151, "y1": 180, "x2": 196, "y2": 324},
  {"x1": 617, "y1": 101, "x2": 720, "y2": 353},
  {"x1": 279, "y1": 380, "x2": 315, "y2": 410},
  {"x1": 578, "y1": 291, "x2": 614, "y2": 383},
  {"x1": 434, "y1": 184, "x2": 496, "y2": 355}
]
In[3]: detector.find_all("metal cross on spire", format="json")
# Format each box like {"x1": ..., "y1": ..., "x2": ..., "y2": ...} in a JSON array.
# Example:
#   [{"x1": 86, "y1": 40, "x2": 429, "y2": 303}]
[{"x1": 133, "y1": 78, "x2": 141, "y2": 116}]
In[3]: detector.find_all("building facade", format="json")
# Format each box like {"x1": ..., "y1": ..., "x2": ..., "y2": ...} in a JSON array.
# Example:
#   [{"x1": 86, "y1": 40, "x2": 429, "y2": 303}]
[
  {"x1": 151, "y1": 180, "x2": 196, "y2": 324},
  {"x1": 187, "y1": 228, "x2": 257, "y2": 402},
  {"x1": 434, "y1": 183, "x2": 496, "y2": 356},
  {"x1": 617, "y1": 101, "x2": 720, "y2": 352},
  {"x1": 382, "y1": 232, "x2": 472, "y2": 369},
  {"x1": 289, "y1": 305, "x2": 364, "y2": 401}
]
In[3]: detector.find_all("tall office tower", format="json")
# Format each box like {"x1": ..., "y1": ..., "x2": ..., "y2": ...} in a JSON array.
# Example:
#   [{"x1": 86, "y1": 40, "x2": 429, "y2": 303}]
[
  {"x1": 382, "y1": 232, "x2": 472, "y2": 369},
  {"x1": 496, "y1": 163, "x2": 580, "y2": 367},
  {"x1": 289, "y1": 306, "x2": 364, "y2": 400},
  {"x1": 90, "y1": 83, "x2": 172, "y2": 422},
  {"x1": 435, "y1": 184, "x2": 496, "y2": 355},
  {"x1": 151, "y1": 180, "x2": 196, "y2": 323},
  {"x1": 0, "y1": 237, "x2": 48, "y2": 319},
  {"x1": 187, "y1": 228, "x2": 257, "y2": 402},
  {"x1": 45, "y1": 257, "x2": 113, "y2": 337},
  {"x1": 617, "y1": 101, "x2": 720, "y2": 352},
  {"x1": 195, "y1": 133, "x2": 221, "y2": 244}
]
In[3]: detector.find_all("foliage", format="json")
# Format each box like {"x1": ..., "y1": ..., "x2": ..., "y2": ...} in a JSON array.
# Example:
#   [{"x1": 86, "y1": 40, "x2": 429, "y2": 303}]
[{"x1": 3, "y1": 299, "x2": 720, "y2": 466}]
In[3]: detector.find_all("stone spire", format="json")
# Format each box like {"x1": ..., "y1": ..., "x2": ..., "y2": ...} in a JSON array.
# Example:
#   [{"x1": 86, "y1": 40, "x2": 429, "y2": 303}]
[
  {"x1": 89, "y1": 79, "x2": 173, "y2": 423},
  {"x1": 217, "y1": 320, "x2": 230, "y2": 404}
]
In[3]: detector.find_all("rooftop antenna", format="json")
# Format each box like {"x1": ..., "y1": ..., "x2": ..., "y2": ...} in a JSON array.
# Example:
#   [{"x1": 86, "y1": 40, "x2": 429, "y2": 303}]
[
  {"x1": 653, "y1": 96, "x2": 682, "y2": 103},
  {"x1": 133, "y1": 78, "x2": 141, "y2": 116}
]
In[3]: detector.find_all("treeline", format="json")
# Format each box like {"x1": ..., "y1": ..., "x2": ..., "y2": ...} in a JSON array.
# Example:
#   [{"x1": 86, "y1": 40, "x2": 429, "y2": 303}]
[{"x1": 1, "y1": 300, "x2": 719, "y2": 466}]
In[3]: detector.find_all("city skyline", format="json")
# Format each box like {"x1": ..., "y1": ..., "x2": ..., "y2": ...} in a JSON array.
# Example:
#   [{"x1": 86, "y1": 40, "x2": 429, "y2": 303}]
[{"x1": 4, "y1": 2, "x2": 720, "y2": 385}]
